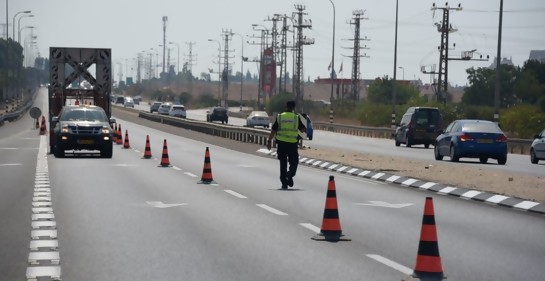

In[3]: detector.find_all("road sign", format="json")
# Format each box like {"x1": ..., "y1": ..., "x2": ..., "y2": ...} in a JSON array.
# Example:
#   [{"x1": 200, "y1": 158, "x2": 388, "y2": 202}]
[{"x1": 29, "y1": 107, "x2": 42, "y2": 119}]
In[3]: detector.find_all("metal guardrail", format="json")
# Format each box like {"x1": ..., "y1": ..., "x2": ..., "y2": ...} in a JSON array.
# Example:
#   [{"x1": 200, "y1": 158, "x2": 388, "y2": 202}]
[
  {"x1": 0, "y1": 91, "x2": 37, "y2": 126},
  {"x1": 313, "y1": 121, "x2": 533, "y2": 155},
  {"x1": 139, "y1": 111, "x2": 272, "y2": 146}
]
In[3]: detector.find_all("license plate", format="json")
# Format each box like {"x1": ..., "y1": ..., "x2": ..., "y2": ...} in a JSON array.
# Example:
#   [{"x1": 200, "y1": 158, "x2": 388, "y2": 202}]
[
  {"x1": 78, "y1": 139, "x2": 94, "y2": 144},
  {"x1": 478, "y1": 139, "x2": 492, "y2": 143}
]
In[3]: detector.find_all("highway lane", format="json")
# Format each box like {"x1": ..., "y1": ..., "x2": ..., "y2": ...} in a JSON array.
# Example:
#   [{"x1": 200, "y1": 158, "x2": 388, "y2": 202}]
[
  {"x1": 0, "y1": 90, "x2": 45, "y2": 280},
  {"x1": 131, "y1": 102, "x2": 542, "y2": 178},
  {"x1": 43, "y1": 109, "x2": 544, "y2": 280}
]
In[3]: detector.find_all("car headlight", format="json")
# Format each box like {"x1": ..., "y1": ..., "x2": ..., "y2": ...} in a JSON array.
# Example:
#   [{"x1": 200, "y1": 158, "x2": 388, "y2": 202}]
[
  {"x1": 61, "y1": 127, "x2": 69, "y2": 133},
  {"x1": 102, "y1": 127, "x2": 110, "y2": 134}
]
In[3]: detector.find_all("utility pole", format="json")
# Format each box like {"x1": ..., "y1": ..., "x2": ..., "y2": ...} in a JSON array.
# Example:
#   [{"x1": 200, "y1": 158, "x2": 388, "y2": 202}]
[
  {"x1": 184, "y1": 42, "x2": 197, "y2": 95},
  {"x1": 278, "y1": 14, "x2": 288, "y2": 94},
  {"x1": 247, "y1": 32, "x2": 266, "y2": 109},
  {"x1": 293, "y1": 4, "x2": 314, "y2": 111},
  {"x1": 266, "y1": 15, "x2": 281, "y2": 95},
  {"x1": 162, "y1": 16, "x2": 168, "y2": 77},
  {"x1": 494, "y1": 0, "x2": 503, "y2": 124},
  {"x1": 345, "y1": 10, "x2": 369, "y2": 101},
  {"x1": 221, "y1": 29, "x2": 235, "y2": 107},
  {"x1": 423, "y1": 3, "x2": 488, "y2": 104}
]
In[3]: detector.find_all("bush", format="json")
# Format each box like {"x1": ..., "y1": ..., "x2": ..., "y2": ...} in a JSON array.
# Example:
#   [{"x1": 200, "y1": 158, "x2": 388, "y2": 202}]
[{"x1": 500, "y1": 104, "x2": 545, "y2": 138}]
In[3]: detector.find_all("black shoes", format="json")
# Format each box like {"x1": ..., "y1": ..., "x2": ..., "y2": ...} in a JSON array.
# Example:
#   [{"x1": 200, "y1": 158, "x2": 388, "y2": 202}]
[{"x1": 287, "y1": 177, "x2": 294, "y2": 187}]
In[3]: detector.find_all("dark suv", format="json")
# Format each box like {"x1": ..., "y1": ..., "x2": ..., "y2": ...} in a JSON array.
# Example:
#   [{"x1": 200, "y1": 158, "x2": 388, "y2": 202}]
[
  {"x1": 206, "y1": 107, "x2": 228, "y2": 124},
  {"x1": 395, "y1": 107, "x2": 442, "y2": 148},
  {"x1": 52, "y1": 105, "x2": 115, "y2": 158}
]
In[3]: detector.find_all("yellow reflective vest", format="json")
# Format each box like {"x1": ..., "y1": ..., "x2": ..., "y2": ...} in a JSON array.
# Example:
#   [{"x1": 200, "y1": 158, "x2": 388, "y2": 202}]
[{"x1": 276, "y1": 112, "x2": 299, "y2": 143}]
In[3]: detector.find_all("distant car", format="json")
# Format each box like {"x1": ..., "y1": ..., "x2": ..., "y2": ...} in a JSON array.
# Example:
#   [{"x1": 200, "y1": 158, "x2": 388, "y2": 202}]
[
  {"x1": 115, "y1": 96, "x2": 125, "y2": 105},
  {"x1": 301, "y1": 113, "x2": 313, "y2": 140},
  {"x1": 133, "y1": 96, "x2": 141, "y2": 105},
  {"x1": 246, "y1": 111, "x2": 270, "y2": 128},
  {"x1": 434, "y1": 119, "x2": 508, "y2": 165},
  {"x1": 158, "y1": 103, "x2": 173, "y2": 115},
  {"x1": 530, "y1": 128, "x2": 545, "y2": 164},
  {"x1": 123, "y1": 97, "x2": 134, "y2": 108},
  {"x1": 207, "y1": 107, "x2": 228, "y2": 124},
  {"x1": 150, "y1": 102, "x2": 162, "y2": 113},
  {"x1": 395, "y1": 107, "x2": 443, "y2": 148},
  {"x1": 169, "y1": 105, "x2": 187, "y2": 118}
]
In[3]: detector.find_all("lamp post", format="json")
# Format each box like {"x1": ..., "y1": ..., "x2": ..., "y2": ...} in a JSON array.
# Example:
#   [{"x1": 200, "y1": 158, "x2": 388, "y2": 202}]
[
  {"x1": 17, "y1": 14, "x2": 34, "y2": 43},
  {"x1": 208, "y1": 39, "x2": 222, "y2": 105},
  {"x1": 168, "y1": 41, "x2": 180, "y2": 75},
  {"x1": 398, "y1": 66, "x2": 404, "y2": 80},
  {"x1": 18, "y1": 25, "x2": 34, "y2": 46},
  {"x1": 328, "y1": 0, "x2": 336, "y2": 124},
  {"x1": 233, "y1": 33, "x2": 245, "y2": 112},
  {"x1": 13, "y1": 10, "x2": 30, "y2": 41},
  {"x1": 391, "y1": 0, "x2": 399, "y2": 133}
]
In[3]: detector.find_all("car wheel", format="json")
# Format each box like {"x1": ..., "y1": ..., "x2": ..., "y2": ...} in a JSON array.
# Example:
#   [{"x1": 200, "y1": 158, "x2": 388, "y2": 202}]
[
  {"x1": 54, "y1": 143, "x2": 64, "y2": 158},
  {"x1": 424, "y1": 143, "x2": 430, "y2": 149},
  {"x1": 530, "y1": 149, "x2": 538, "y2": 164},
  {"x1": 434, "y1": 145, "x2": 443, "y2": 160},
  {"x1": 479, "y1": 157, "x2": 488, "y2": 164},
  {"x1": 449, "y1": 145, "x2": 459, "y2": 162},
  {"x1": 101, "y1": 143, "x2": 113, "y2": 158},
  {"x1": 497, "y1": 156, "x2": 507, "y2": 165}
]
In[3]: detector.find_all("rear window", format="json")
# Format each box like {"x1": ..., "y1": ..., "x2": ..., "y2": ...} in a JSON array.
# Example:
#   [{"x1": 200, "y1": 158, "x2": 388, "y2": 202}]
[
  {"x1": 462, "y1": 122, "x2": 502, "y2": 133},
  {"x1": 214, "y1": 108, "x2": 227, "y2": 113},
  {"x1": 414, "y1": 109, "x2": 441, "y2": 127}
]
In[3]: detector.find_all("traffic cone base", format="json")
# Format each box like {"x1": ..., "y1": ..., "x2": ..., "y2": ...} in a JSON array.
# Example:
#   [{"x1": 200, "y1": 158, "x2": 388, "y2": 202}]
[
  {"x1": 198, "y1": 147, "x2": 215, "y2": 184},
  {"x1": 312, "y1": 176, "x2": 349, "y2": 242}
]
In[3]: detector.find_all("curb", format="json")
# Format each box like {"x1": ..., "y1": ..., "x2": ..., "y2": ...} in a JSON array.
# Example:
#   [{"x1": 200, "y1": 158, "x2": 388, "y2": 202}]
[{"x1": 257, "y1": 148, "x2": 545, "y2": 215}]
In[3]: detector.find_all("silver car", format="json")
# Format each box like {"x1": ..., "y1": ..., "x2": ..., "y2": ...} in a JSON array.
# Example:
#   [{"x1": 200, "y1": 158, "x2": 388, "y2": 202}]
[
  {"x1": 246, "y1": 111, "x2": 270, "y2": 128},
  {"x1": 530, "y1": 128, "x2": 545, "y2": 164},
  {"x1": 158, "y1": 103, "x2": 172, "y2": 115}
]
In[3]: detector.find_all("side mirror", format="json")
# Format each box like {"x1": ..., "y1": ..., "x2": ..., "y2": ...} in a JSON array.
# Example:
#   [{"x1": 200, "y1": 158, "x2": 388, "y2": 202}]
[{"x1": 52, "y1": 116, "x2": 59, "y2": 122}]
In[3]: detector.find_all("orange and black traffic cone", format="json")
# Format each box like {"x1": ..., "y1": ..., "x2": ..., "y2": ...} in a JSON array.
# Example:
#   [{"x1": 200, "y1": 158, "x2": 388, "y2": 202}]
[
  {"x1": 198, "y1": 147, "x2": 215, "y2": 184},
  {"x1": 142, "y1": 135, "x2": 152, "y2": 159},
  {"x1": 404, "y1": 197, "x2": 446, "y2": 281},
  {"x1": 312, "y1": 176, "x2": 350, "y2": 242},
  {"x1": 39, "y1": 116, "x2": 47, "y2": 135},
  {"x1": 112, "y1": 124, "x2": 118, "y2": 143},
  {"x1": 123, "y1": 130, "x2": 131, "y2": 149},
  {"x1": 159, "y1": 139, "x2": 171, "y2": 167},
  {"x1": 35, "y1": 118, "x2": 39, "y2": 129},
  {"x1": 116, "y1": 124, "x2": 123, "y2": 145}
]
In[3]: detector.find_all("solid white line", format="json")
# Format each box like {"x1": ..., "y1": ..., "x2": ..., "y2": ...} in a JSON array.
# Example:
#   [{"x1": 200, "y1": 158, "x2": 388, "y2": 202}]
[
  {"x1": 299, "y1": 223, "x2": 321, "y2": 234},
  {"x1": 224, "y1": 190, "x2": 247, "y2": 199},
  {"x1": 256, "y1": 204, "x2": 288, "y2": 216},
  {"x1": 366, "y1": 254, "x2": 413, "y2": 275}
]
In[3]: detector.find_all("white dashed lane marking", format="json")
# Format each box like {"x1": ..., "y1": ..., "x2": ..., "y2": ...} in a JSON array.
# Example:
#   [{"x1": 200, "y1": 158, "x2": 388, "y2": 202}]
[
  {"x1": 299, "y1": 223, "x2": 320, "y2": 234},
  {"x1": 366, "y1": 254, "x2": 413, "y2": 275},
  {"x1": 224, "y1": 190, "x2": 247, "y2": 199},
  {"x1": 256, "y1": 204, "x2": 288, "y2": 216}
]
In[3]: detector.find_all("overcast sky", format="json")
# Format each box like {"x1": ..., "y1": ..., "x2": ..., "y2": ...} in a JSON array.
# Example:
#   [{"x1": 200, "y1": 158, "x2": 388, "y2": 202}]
[{"x1": 4, "y1": 0, "x2": 545, "y2": 86}]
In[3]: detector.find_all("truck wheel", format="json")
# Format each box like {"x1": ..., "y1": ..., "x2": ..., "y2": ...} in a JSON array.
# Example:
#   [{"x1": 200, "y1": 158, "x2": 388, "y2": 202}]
[{"x1": 101, "y1": 143, "x2": 113, "y2": 158}]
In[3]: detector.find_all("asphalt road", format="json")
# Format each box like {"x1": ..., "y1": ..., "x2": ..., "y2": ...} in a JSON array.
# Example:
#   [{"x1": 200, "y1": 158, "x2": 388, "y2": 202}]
[{"x1": 2, "y1": 93, "x2": 543, "y2": 280}]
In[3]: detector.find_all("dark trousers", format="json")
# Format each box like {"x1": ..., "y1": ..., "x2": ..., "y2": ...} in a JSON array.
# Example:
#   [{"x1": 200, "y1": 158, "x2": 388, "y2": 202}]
[{"x1": 276, "y1": 140, "x2": 299, "y2": 185}]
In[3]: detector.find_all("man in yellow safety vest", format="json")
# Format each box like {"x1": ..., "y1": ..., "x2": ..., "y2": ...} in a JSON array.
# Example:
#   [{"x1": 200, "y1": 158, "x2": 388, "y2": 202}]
[{"x1": 267, "y1": 100, "x2": 306, "y2": 189}]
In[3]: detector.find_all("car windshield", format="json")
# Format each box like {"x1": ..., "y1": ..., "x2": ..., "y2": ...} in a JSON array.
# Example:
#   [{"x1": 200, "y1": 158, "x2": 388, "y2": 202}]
[
  {"x1": 462, "y1": 122, "x2": 502, "y2": 133},
  {"x1": 251, "y1": 111, "x2": 268, "y2": 117},
  {"x1": 61, "y1": 109, "x2": 107, "y2": 122}
]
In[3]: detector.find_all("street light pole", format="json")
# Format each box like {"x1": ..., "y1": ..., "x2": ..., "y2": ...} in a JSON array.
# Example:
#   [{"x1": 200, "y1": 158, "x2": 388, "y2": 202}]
[
  {"x1": 13, "y1": 11, "x2": 30, "y2": 42},
  {"x1": 328, "y1": 0, "x2": 336, "y2": 124},
  {"x1": 391, "y1": 0, "x2": 399, "y2": 133},
  {"x1": 494, "y1": 0, "x2": 503, "y2": 124},
  {"x1": 233, "y1": 33, "x2": 245, "y2": 112},
  {"x1": 17, "y1": 14, "x2": 34, "y2": 43}
]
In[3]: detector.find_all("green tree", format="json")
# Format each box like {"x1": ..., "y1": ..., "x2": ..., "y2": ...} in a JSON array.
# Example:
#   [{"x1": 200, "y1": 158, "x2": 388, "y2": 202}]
[
  {"x1": 462, "y1": 65, "x2": 519, "y2": 107},
  {"x1": 367, "y1": 76, "x2": 420, "y2": 104}
]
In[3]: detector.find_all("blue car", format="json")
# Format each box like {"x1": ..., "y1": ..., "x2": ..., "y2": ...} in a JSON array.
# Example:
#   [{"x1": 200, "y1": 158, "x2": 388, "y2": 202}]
[{"x1": 434, "y1": 119, "x2": 508, "y2": 165}]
